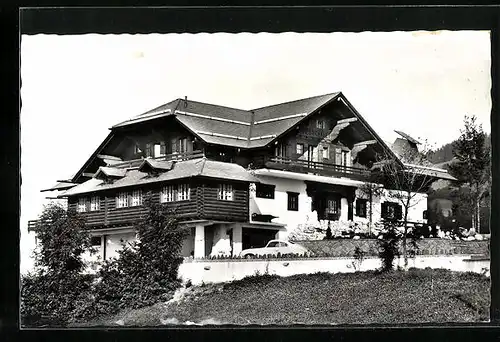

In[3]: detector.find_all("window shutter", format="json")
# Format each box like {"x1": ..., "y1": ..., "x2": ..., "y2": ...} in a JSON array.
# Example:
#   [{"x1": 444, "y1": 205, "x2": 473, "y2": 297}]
[
  {"x1": 348, "y1": 200, "x2": 353, "y2": 221},
  {"x1": 396, "y1": 204, "x2": 403, "y2": 220},
  {"x1": 381, "y1": 202, "x2": 388, "y2": 219}
]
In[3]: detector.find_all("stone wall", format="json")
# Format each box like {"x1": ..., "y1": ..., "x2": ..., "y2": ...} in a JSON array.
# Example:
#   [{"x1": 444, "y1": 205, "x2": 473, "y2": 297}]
[{"x1": 295, "y1": 238, "x2": 490, "y2": 257}]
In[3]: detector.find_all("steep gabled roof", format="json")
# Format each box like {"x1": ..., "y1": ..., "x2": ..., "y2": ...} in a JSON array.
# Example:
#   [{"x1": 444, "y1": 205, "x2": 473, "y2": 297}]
[{"x1": 68, "y1": 92, "x2": 401, "y2": 184}]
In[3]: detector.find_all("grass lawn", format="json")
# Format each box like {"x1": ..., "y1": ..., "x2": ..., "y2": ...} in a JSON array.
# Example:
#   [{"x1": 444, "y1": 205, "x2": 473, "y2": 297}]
[{"x1": 75, "y1": 268, "x2": 490, "y2": 326}]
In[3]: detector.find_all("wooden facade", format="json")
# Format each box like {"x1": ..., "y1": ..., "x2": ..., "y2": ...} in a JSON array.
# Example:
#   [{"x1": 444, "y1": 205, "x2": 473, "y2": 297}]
[{"x1": 68, "y1": 177, "x2": 250, "y2": 229}]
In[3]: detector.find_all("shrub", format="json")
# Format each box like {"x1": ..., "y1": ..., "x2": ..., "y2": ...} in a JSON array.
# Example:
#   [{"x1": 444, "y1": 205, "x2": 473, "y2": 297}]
[
  {"x1": 89, "y1": 194, "x2": 189, "y2": 317},
  {"x1": 352, "y1": 247, "x2": 366, "y2": 271},
  {"x1": 20, "y1": 204, "x2": 95, "y2": 326},
  {"x1": 378, "y1": 222, "x2": 400, "y2": 272}
]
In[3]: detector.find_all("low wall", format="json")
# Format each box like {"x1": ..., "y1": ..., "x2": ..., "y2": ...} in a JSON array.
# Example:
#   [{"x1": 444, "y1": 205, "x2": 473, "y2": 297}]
[
  {"x1": 178, "y1": 255, "x2": 490, "y2": 285},
  {"x1": 295, "y1": 238, "x2": 490, "y2": 257}
]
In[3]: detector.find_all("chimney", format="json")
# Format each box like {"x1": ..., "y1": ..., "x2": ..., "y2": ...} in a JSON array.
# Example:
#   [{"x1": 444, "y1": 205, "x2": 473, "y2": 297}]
[{"x1": 184, "y1": 96, "x2": 188, "y2": 108}]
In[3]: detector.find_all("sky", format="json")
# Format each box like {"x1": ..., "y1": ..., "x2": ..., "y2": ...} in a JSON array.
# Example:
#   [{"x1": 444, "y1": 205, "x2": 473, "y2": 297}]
[{"x1": 20, "y1": 31, "x2": 491, "y2": 273}]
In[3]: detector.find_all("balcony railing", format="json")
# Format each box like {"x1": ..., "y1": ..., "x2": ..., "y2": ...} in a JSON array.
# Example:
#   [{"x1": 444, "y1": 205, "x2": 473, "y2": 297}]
[{"x1": 264, "y1": 156, "x2": 371, "y2": 180}]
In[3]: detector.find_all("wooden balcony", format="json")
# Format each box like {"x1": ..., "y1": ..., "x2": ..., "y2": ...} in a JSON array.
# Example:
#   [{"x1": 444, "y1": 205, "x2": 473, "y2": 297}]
[{"x1": 264, "y1": 156, "x2": 371, "y2": 181}]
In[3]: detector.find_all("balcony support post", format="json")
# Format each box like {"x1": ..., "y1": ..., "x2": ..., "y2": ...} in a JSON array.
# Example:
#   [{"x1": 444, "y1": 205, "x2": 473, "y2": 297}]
[
  {"x1": 232, "y1": 224, "x2": 243, "y2": 257},
  {"x1": 194, "y1": 224, "x2": 206, "y2": 258}
]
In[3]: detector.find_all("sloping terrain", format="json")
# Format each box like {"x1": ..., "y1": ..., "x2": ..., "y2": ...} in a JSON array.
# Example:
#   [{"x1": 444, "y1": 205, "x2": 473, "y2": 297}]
[{"x1": 76, "y1": 268, "x2": 490, "y2": 326}]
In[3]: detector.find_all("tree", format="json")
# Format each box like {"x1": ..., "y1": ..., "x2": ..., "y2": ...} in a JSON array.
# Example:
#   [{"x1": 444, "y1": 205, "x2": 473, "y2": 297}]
[
  {"x1": 91, "y1": 193, "x2": 189, "y2": 316},
  {"x1": 358, "y1": 182, "x2": 385, "y2": 236},
  {"x1": 449, "y1": 115, "x2": 490, "y2": 233},
  {"x1": 21, "y1": 203, "x2": 95, "y2": 326},
  {"x1": 373, "y1": 140, "x2": 436, "y2": 269}
]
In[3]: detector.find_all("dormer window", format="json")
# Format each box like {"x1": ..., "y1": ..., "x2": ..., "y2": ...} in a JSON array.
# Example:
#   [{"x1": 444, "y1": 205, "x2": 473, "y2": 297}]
[{"x1": 316, "y1": 119, "x2": 325, "y2": 129}]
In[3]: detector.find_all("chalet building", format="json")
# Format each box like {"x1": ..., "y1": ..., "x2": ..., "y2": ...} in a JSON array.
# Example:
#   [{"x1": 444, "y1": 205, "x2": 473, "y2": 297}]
[{"x1": 31, "y1": 92, "x2": 456, "y2": 260}]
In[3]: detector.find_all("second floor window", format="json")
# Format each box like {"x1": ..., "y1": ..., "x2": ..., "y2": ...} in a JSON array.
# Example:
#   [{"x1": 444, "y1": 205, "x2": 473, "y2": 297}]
[
  {"x1": 316, "y1": 119, "x2": 325, "y2": 129},
  {"x1": 218, "y1": 184, "x2": 234, "y2": 201},
  {"x1": 131, "y1": 190, "x2": 143, "y2": 207},
  {"x1": 90, "y1": 196, "x2": 100, "y2": 211},
  {"x1": 116, "y1": 192, "x2": 129, "y2": 208},
  {"x1": 177, "y1": 184, "x2": 190, "y2": 201},
  {"x1": 256, "y1": 183, "x2": 275, "y2": 199},
  {"x1": 161, "y1": 184, "x2": 190, "y2": 202},
  {"x1": 161, "y1": 185, "x2": 176, "y2": 203},
  {"x1": 77, "y1": 198, "x2": 87, "y2": 213}
]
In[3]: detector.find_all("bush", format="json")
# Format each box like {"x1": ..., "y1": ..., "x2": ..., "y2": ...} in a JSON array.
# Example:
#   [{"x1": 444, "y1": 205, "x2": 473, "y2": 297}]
[
  {"x1": 89, "y1": 194, "x2": 189, "y2": 317},
  {"x1": 378, "y1": 222, "x2": 400, "y2": 272},
  {"x1": 20, "y1": 204, "x2": 95, "y2": 326}
]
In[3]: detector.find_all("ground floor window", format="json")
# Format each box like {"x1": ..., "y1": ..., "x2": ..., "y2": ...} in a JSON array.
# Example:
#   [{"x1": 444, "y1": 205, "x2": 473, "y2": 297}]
[
  {"x1": 381, "y1": 202, "x2": 402, "y2": 220},
  {"x1": 356, "y1": 199, "x2": 368, "y2": 218},
  {"x1": 287, "y1": 192, "x2": 299, "y2": 211}
]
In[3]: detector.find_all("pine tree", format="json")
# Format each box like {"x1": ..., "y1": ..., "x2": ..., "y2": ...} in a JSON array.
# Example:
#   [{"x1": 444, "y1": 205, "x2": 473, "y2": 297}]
[{"x1": 449, "y1": 115, "x2": 490, "y2": 232}]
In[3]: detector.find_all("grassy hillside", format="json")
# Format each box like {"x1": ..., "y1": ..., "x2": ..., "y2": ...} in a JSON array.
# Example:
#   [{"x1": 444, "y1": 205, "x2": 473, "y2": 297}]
[{"x1": 74, "y1": 268, "x2": 490, "y2": 326}]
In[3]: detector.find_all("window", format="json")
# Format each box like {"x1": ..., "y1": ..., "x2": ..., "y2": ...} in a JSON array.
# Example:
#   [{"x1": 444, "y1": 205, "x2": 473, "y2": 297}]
[
  {"x1": 161, "y1": 184, "x2": 190, "y2": 202},
  {"x1": 145, "y1": 143, "x2": 153, "y2": 158},
  {"x1": 326, "y1": 198, "x2": 340, "y2": 215},
  {"x1": 316, "y1": 119, "x2": 325, "y2": 129},
  {"x1": 134, "y1": 144, "x2": 142, "y2": 155},
  {"x1": 296, "y1": 143, "x2": 304, "y2": 155},
  {"x1": 90, "y1": 236, "x2": 101, "y2": 247},
  {"x1": 287, "y1": 192, "x2": 299, "y2": 211},
  {"x1": 177, "y1": 184, "x2": 190, "y2": 201},
  {"x1": 381, "y1": 202, "x2": 402, "y2": 220},
  {"x1": 152, "y1": 142, "x2": 167, "y2": 157},
  {"x1": 90, "y1": 196, "x2": 100, "y2": 211},
  {"x1": 218, "y1": 184, "x2": 234, "y2": 201},
  {"x1": 335, "y1": 148, "x2": 349, "y2": 166},
  {"x1": 77, "y1": 197, "x2": 88, "y2": 213},
  {"x1": 116, "y1": 192, "x2": 129, "y2": 208},
  {"x1": 178, "y1": 137, "x2": 188, "y2": 153},
  {"x1": 131, "y1": 190, "x2": 143, "y2": 207},
  {"x1": 423, "y1": 210, "x2": 428, "y2": 219},
  {"x1": 322, "y1": 146, "x2": 329, "y2": 159},
  {"x1": 356, "y1": 199, "x2": 367, "y2": 218},
  {"x1": 256, "y1": 183, "x2": 275, "y2": 199},
  {"x1": 161, "y1": 185, "x2": 176, "y2": 203},
  {"x1": 267, "y1": 241, "x2": 279, "y2": 247}
]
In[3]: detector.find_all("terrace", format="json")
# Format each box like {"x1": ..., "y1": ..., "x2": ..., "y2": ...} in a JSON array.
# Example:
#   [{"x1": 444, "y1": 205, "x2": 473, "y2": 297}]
[{"x1": 262, "y1": 156, "x2": 372, "y2": 181}]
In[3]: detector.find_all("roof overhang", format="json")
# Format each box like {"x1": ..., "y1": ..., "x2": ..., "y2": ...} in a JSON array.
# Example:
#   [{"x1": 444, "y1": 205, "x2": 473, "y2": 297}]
[{"x1": 252, "y1": 168, "x2": 381, "y2": 188}]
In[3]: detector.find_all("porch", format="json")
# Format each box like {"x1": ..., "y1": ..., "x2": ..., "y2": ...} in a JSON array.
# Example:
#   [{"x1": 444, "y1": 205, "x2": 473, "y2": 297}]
[{"x1": 180, "y1": 220, "x2": 286, "y2": 258}]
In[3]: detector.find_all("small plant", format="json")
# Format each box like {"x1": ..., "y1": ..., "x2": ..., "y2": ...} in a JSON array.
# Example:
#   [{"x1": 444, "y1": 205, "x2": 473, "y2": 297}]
[
  {"x1": 378, "y1": 221, "x2": 400, "y2": 272},
  {"x1": 352, "y1": 247, "x2": 366, "y2": 271}
]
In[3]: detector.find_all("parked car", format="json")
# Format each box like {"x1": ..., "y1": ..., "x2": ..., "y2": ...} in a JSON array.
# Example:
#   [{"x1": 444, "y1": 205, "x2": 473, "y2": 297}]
[{"x1": 239, "y1": 240, "x2": 310, "y2": 258}]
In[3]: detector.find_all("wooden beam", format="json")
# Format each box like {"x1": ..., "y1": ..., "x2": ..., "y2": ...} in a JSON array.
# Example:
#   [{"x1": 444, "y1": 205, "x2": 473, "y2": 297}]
[
  {"x1": 337, "y1": 117, "x2": 358, "y2": 125},
  {"x1": 323, "y1": 122, "x2": 350, "y2": 143},
  {"x1": 353, "y1": 139, "x2": 377, "y2": 147},
  {"x1": 82, "y1": 173, "x2": 94, "y2": 178}
]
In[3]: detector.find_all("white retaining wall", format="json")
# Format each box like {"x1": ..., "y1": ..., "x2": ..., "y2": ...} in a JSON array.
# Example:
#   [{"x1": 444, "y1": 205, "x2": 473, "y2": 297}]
[{"x1": 178, "y1": 255, "x2": 490, "y2": 285}]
